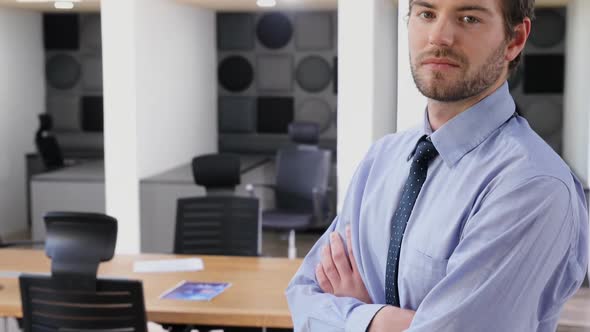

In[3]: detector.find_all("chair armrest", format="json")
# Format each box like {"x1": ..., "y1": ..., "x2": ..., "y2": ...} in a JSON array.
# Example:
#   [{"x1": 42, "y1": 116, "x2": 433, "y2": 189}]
[
  {"x1": 313, "y1": 187, "x2": 336, "y2": 225},
  {"x1": 245, "y1": 183, "x2": 277, "y2": 197},
  {"x1": 326, "y1": 187, "x2": 336, "y2": 221},
  {"x1": 312, "y1": 187, "x2": 327, "y2": 223}
]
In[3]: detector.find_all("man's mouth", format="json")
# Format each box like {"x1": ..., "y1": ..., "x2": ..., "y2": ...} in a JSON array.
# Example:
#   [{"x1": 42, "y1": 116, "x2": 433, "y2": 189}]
[{"x1": 421, "y1": 58, "x2": 461, "y2": 69}]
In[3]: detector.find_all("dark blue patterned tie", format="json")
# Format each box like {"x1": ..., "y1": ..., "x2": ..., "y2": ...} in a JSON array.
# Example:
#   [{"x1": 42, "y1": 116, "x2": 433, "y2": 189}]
[{"x1": 385, "y1": 136, "x2": 438, "y2": 306}]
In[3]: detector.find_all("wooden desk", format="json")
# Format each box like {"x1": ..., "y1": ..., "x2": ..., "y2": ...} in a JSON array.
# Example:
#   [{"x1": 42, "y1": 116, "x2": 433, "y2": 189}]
[
  {"x1": 2, "y1": 249, "x2": 589, "y2": 329},
  {"x1": 0, "y1": 249, "x2": 301, "y2": 328}
]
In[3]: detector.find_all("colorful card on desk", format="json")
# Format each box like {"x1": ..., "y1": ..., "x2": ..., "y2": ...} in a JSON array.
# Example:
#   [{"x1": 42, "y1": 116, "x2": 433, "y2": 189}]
[{"x1": 160, "y1": 281, "x2": 231, "y2": 301}]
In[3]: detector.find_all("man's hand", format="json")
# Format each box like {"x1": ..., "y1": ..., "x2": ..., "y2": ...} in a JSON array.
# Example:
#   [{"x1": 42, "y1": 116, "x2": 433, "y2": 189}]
[{"x1": 315, "y1": 225, "x2": 372, "y2": 304}]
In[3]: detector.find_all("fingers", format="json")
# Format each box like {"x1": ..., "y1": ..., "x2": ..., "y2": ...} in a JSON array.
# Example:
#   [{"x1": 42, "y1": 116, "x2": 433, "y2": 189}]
[
  {"x1": 330, "y1": 232, "x2": 353, "y2": 277},
  {"x1": 321, "y1": 242, "x2": 341, "y2": 285},
  {"x1": 315, "y1": 263, "x2": 334, "y2": 293},
  {"x1": 346, "y1": 225, "x2": 358, "y2": 273}
]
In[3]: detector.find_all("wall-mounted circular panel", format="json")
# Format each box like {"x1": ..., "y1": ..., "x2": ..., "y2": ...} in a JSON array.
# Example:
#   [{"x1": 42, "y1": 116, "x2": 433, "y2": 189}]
[
  {"x1": 529, "y1": 9, "x2": 565, "y2": 48},
  {"x1": 296, "y1": 56, "x2": 332, "y2": 93},
  {"x1": 521, "y1": 100, "x2": 563, "y2": 137},
  {"x1": 46, "y1": 54, "x2": 81, "y2": 90},
  {"x1": 256, "y1": 13, "x2": 293, "y2": 49},
  {"x1": 218, "y1": 56, "x2": 254, "y2": 92},
  {"x1": 297, "y1": 98, "x2": 333, "y2": 133}
]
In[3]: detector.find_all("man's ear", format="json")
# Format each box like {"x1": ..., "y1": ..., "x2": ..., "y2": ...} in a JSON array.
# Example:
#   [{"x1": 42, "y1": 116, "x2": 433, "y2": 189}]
[{"x1": 506, "y1": 17, "x2": 532, "y2": 63}]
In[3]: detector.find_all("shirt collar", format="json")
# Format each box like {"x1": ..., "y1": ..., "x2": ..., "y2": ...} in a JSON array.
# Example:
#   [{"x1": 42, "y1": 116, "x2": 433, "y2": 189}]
[{"x1": 415, "y1": 81, "x2": 516, "y2": 167}]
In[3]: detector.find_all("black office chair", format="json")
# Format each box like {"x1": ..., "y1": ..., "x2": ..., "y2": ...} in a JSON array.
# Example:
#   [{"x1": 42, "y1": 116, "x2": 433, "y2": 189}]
[
  {"x1": 167, "y1": 155, "x2": 262, "y2": 332},
  {"x1": 35, "y1": 114, "x2": 65, "y2": 171},
  {"x1": 247, "y1": 122, "x2": 334, "y2": 256},
  {"x1": 19, "y1": 212, "x2": 148, "y2": 332},
  {"x1": 174, "y1": 154, "x2": 260, "y2": 256}
]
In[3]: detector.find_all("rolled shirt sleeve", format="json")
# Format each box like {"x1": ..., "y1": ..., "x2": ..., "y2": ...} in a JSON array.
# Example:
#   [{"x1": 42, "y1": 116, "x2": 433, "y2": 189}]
[{"x1": 407, "y1": 176, "x2": 587, "y2": 331}]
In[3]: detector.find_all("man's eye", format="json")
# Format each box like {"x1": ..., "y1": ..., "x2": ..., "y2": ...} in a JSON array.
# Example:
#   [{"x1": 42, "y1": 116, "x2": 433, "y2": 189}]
[
  {"x1": 419, "y1": 11, "x2": 435, "y2": 20},
  {"x1": 461, "y1": 16, "x2": 480, "y2": 24}
]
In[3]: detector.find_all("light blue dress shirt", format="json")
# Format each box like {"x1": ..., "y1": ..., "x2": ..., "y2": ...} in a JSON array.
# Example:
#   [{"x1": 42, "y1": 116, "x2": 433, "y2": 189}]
[{"x1": 286, "y1": 82, "x2": 589, "y2": 332}]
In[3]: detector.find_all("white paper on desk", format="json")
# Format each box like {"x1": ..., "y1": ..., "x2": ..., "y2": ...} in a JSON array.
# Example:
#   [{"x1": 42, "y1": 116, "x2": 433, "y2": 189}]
[
  {"x1": 0, "y1": 271, "x2": 23, "y2": 278},
  {"x1": 133, "y1": 258, "x2": 204, "y2": 273}
]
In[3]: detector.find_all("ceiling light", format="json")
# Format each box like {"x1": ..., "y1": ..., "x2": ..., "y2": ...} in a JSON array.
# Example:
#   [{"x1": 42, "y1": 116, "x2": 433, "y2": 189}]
[
  {"x1": 54, "y1": 1, "x2": 74, "y2": 9},
  {"x1": 256, "y1": 0, "x2": 277, "y2": 8}
]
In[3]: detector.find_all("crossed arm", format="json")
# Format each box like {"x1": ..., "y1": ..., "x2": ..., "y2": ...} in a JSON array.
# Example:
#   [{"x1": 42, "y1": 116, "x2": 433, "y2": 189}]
[
  {"x1": 302, "y1": 177, "x2": 584, "y2": 332},
  {"x1": 315, "y1": 225, "x2": 415, "y2": 332}
]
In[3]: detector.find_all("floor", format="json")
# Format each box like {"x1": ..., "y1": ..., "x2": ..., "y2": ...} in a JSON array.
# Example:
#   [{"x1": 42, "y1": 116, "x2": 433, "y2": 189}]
[{"x1": 261, "y1": 230, "x2": 320, "y2": 258}]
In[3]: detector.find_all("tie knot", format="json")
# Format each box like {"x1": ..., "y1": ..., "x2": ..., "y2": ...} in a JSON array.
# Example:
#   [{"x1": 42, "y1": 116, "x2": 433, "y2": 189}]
[{"x1": 413, "y1": 139, "x2": 438, "y2": 166}]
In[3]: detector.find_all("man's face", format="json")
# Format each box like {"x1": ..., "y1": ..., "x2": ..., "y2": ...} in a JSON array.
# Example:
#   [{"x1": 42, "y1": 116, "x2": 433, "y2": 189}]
[{"x1": 409, "y1": 0, "x2": 509, "y2": 102}]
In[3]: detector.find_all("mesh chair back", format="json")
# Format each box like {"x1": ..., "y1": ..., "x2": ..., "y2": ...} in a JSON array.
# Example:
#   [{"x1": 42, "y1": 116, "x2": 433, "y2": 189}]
[
  {"x1": 174, "y1": 196, "x2": 259, "y2": 256},
  {"x1": 275, "y1": 147, "x2": 331, "y2": 212},
  {"x1": 19, "y1": 274, "x2": 147, "y2": 332}
]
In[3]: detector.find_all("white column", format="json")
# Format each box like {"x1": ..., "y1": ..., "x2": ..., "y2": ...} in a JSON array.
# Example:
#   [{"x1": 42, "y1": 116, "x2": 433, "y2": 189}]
[
  {"x1": 397, "y1": 0, "x2": 426, "y2": 131},
  {"x1": 563, "y1": 0, "x2": 590, "y2": 187},
  {"x1": 134, "y1": 0, "x2": 217, "y2": 178},
  {"x1": 102, "y1": 0, "x2": 216, "y2": 253},
  {"x1": 337, "y1": 0, "x2": 397, "y2": 209},
  {"x1": 102, "y1": 0, "x2": 141, "y2": 253},
  {"x1": 0, "y1": 8, "x2": 44, "y2": 237},
  {"x1": 561, "y1": 0, "x2": 590, "y2": 282}
]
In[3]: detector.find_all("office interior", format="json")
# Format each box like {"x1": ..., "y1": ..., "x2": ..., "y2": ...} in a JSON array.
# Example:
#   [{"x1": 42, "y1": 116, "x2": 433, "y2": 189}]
[{"x1": 0, "y1": 0, "x2": 589, "y2": 331}]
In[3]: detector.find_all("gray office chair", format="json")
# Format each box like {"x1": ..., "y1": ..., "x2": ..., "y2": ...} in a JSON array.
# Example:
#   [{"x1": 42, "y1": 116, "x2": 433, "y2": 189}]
[
  {"x1": 247, "y1": 122, "x2": 334, "y2": 256},
  {"x1": 19, "y1": 212, "x2": 148, "y2": 332}
]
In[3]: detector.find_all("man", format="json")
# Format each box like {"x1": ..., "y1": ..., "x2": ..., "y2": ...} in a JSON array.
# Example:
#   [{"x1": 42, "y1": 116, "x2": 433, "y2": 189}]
[{"x1": 286, "y1": 0, "x2": 589, "y2": 331}]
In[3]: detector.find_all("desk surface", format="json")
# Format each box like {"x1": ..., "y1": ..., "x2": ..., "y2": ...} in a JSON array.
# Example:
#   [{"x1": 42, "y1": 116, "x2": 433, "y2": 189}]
[
  {"x1": 31, "y1": 160, "x2": 104, "y2": 182},
  {"x1": 0, "y1": 249, "x2": 301, "y2": 328},
  {"x1": 2, "y1": 249, "x2": 589, "y2": 329},
  {"x1": 141, "y1": 156, "x2": 270, "y2": 185}
]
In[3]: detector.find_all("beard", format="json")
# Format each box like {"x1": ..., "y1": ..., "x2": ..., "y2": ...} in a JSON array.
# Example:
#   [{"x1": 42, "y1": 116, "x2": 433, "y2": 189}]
[{"x1": 410, "y1": 42, "x2": 507, "y2": 102}]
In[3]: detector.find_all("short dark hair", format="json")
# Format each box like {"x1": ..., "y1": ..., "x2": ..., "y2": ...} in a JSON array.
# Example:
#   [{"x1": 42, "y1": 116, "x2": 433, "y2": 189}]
[{"x1": 499, "y1": 0, "x2": 535, "y2": 74}]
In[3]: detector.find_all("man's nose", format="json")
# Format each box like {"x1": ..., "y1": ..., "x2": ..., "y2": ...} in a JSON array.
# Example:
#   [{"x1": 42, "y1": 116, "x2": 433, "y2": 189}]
[{"x1": 428, "y1": 17, "x2": 455, "y2": 47}]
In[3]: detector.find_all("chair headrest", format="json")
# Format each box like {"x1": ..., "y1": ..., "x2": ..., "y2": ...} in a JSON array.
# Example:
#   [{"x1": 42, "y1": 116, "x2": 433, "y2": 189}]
[
  {"x1": 38, "y1": 113, "x2": 53, "y2": 131},
  {"x1": 289, "y1": 122, "x2": 320, "y2": 145},
  {"x1": 44, "y1": 212, "x2": 118, "y2": 263},
  {"x1": 44, "y1": 212, "x2": 117, "y2": 289},
  {"x1": 192, "y1": 154, "x2": 241, "y2": 188}
]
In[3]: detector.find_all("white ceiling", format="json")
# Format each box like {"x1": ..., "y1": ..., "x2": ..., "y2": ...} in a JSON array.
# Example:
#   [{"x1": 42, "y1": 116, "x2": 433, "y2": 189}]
[
  {"x1": 0, "y1": 0, "x2": 100, "y2": 12},
  {"x1": 0, "y1": 0, "x2": 570, "y2": 14},
  {"x1": 177, "y1": 0, "x2": 337, "y2": 11},
  {"x1": 0, "y1": 0, "x2": 338, "y2": 12}
]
